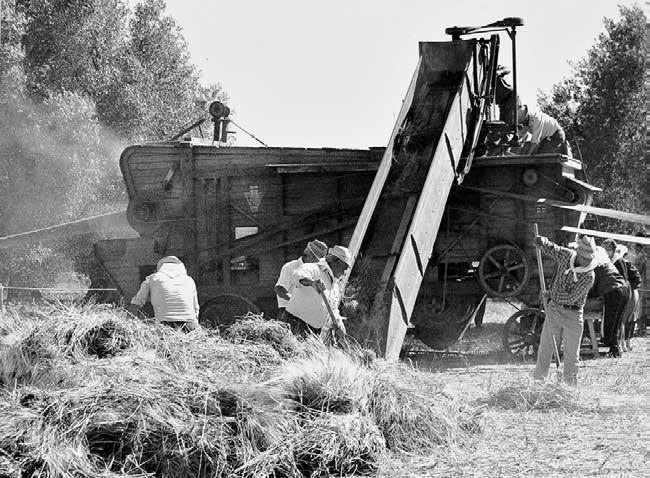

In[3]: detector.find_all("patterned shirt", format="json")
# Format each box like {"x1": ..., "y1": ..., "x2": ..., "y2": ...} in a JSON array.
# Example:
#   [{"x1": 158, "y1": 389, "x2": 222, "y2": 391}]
[{"x1": 539, "y1": 237, "x2": 595, "y2": 308}]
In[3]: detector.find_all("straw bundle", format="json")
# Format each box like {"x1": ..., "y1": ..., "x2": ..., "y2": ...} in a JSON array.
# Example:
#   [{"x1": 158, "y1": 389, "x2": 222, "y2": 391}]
[
  {"x1": 0, "y1": 356, "x2": 295, "y2": 477},
  {"x1": 0, "y1": 302, "x2": 485, "y2": 476},
  {"x1": 274, "y1": 345, "x2": 370, "y2": 414},
  {"x1": 226, "y1": 316, "x2": 300, "y2": 358},
  {"x1": 367, "y1": 373, "x2": 483, "y2": 452},
  {"x1": 0, "y1": 315, "x2": 56, "y2": 387},
  {"x1": 484, "y1": 381, "x2": 580, "y2": 411},
  {"x1": 293, "y1": 413, "x2": 386, "y2": 477}
]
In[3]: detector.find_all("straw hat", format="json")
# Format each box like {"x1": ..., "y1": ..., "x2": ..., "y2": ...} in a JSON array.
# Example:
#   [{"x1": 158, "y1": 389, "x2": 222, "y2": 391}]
[
  {"x1": 575, "y1": 236, "x2": 596, "y2": 261},
  {"x1": 306, "y1": 240, "x2": 328, "y2": 259},
  {"x1": 328, "y1": 245, "x2": 352, "y2": 267}
]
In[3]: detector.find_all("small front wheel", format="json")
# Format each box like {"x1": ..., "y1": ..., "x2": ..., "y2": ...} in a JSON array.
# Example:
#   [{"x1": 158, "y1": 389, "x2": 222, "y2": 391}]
[{"x1": 502, "y1": 308, "x2": 544, "y2": 360}]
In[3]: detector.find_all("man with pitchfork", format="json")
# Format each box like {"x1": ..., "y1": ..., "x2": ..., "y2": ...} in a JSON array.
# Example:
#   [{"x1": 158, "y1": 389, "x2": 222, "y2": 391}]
[{"x1": 533, "y1": 234, "x2": 597, "y2": 386}]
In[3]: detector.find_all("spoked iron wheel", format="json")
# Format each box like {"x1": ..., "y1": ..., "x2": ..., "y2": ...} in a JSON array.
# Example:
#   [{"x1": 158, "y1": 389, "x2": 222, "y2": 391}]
[
  {"x1": 502, "y1": 308, "x2": 544, "y2": 360},
  {"x1": 198, "y1": 294, "x2": 260, "y2": 333},
  {"x1": 478, "y1": 244, "x2": 530, "y2": 298}
]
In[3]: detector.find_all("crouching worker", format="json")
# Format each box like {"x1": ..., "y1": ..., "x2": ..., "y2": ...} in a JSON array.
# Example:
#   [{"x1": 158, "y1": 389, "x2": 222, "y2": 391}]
[
  {"x1": 533, "y1": 235, "x2": 597, "y2": 386},
  {"x1": 518, "y1": 105, "x2": 571, "y2": 157},
  {"x1": 275, "y1": 240, "x2": 328, "y2": 329},
  {"x1": 285, "y1": 245, "x2": 352, "y2": 338},
  {"x1": 129, "y1": 256, "x2": 200, "y2": 332}
]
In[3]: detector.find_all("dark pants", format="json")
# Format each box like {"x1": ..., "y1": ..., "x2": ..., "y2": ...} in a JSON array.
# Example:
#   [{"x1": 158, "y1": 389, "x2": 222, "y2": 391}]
[
  {"x1": 277, "y1": 309, "x2": 318, "y2": 337},
  {"x1": 161, "y1": 321, "x2": 199, "y2": 332},
  {"x1": 537, "y1": 128, "x2": 571, "y2": 156},
  {"x1": 602, "y1": 285, "x2": 629, "y2": 348}
]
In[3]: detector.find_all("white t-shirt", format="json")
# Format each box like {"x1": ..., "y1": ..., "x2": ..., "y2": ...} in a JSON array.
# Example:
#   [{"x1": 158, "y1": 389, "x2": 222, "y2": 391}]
[
  {"x1": 275, "y1": 257, "x2": 303, "y2": 308},
  {"x1": 286, "y1": 260, "x2": 342, "y2": 329},
  {"x1": 525, "y1": 107, "x2": 561, "y2": 145}
]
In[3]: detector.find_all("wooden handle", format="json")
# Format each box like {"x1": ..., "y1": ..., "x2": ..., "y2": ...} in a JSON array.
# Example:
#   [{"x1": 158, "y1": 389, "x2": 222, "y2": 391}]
[
  {"x1": 533, "y1": 223, "x2": 546, "y2": 293},
  {"x1": 318, "y1": 288, "x2": 344, "y2": 334}
]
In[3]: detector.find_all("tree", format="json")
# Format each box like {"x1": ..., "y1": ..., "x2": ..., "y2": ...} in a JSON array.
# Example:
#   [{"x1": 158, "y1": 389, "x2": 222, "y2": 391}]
[
  {"x1": 538, "y1": 5, "x2": 646, "y2": 233},
  {"x1": 16, "y1": 0, "x2": 226, "y2": 142},
  {"x1": 0, "y1": 0, "x2": 229, "y2": 291}
]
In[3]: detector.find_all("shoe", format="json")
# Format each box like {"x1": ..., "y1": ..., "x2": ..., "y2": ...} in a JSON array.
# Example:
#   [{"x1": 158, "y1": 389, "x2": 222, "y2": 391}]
[{"x1": 608, "y1": 346, "x2": 621, "y2": 358}]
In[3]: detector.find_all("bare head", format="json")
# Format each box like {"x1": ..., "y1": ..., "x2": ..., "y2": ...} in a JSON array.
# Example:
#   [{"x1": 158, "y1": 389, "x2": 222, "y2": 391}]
[{"x1": 602, "y1": 239, "x2": 617, "y2": 260}]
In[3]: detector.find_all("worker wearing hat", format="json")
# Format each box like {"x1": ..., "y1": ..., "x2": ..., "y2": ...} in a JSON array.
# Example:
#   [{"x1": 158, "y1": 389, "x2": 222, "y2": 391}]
[
  {"x1": 285, "y1": 245, "x2": 352, "y2": 336},
  {"x1": 130, "y1": 256, "x2": 200, "y2": 331},
  {"x1": 517, "y1": 104, "x2": 570, "y2": 156},
  {"x1": 533, "y1": 235, "x2": 597, "y2": 386},
  {"x1": 275, "y1": 240, "x2": 328, "y2": 328}
]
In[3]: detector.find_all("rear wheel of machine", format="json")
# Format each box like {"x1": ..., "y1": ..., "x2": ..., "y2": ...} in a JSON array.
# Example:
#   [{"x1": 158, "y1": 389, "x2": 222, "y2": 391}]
[
  {"x1": 199, "y1": 294, "x2": 260, "y2": 332},
  {"x1": 478, "y1": 244, "x2": 530, "y2": 298},
  {"x1": 502, "y1": 308, "x2": 544, "y2": 360},
  {"x1": 414, "y1": 296, "x2": 484, "y2": 350}
]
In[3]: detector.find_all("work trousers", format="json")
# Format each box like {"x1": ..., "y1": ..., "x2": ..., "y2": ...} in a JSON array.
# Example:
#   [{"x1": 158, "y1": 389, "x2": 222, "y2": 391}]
[
  {"x1": 537, "y1": 128, "x2": 571, "y2": 156},
  {"x1": 277, "y1": 309, "x2": 318, "y2": 337},
  {"x1": 622, "y1": 289, "x2": 639, "y2": 340},
  {"x1": 636, "y1": 289, "x2": 646, "y2": 336},
  {"x1": 602, "y1": 285, "x2": 629, "y2": 347},
  {"x1": 534, "y1": 302, "x2": 583, "y2": 386}
]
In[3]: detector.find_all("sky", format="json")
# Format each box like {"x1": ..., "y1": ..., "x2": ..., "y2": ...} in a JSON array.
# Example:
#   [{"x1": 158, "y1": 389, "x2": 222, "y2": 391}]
[{"x1": 162, "y1": 0, "x2": 640, "y2": 149}]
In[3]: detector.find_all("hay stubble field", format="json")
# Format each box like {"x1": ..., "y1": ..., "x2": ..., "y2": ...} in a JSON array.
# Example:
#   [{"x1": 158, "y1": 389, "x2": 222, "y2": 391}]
[
  {"x1": 0, "y1": 301, "x2": 647, "y2": 477},
  {"x1": 386, "y1": 300, "x2": 650, "y2": 477}
]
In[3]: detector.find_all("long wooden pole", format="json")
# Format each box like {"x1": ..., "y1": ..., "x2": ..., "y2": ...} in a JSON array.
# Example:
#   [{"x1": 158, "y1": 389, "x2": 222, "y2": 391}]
[
  {"x1": 534, "y1": 224, "x2": 561, "y2": 378},
  {"x1": 317, "y1": 288, "x2": 345, "y2": 346}
]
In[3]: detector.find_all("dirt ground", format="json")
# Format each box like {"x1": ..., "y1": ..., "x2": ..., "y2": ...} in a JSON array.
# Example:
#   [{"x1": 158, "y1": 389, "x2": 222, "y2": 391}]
[{"x1": 381, "y1": 300, "x2": 650, "y2": 477}]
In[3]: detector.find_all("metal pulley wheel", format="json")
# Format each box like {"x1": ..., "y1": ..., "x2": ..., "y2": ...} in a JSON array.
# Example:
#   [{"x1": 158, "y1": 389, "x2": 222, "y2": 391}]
[
  {"x1": 502, "y1": 308, "x2": 544, "y2": 360},
  {"x1": 413, "y1": 295, "x2": 484, "y2": 350},
  {"x1": 477, "y1": 244, "x2": 530, "y2": 298},
  {"x1": 198, "y1": 293, "x2": 260, "y2": 332}
]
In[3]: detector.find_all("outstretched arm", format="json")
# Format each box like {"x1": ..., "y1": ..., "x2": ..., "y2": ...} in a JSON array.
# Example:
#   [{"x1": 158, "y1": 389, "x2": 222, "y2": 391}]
[
  {"x1": 534, "y1": 235, "x2": 569, "y2": 262},
  {"x1": 131, "y1": 278, "x2": 150, "y2": 306}
]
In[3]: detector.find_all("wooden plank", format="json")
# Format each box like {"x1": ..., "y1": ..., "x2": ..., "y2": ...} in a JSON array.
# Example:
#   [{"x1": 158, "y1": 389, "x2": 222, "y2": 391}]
[
  {"x1": 560, "y1": 227, "x2": 650, "y2": 245},
  {"x1": 563, "y1": 175, "x2": 602, "y2": 192},
  {"x1": 266, "y1": 162, "x2": 379, "y2": 174},
  {"x1": 346, "y1": 57, "x2": 422, "y2": 270},
  {"x1": 377, "y1": 196, "x2": 418, "y2": 285},
  {"x1": 472, "y1": 154, "x2": 582, "y2": 170},
  {"x1": 462, "y1": 185, "x2": 650, "y2": 226}
]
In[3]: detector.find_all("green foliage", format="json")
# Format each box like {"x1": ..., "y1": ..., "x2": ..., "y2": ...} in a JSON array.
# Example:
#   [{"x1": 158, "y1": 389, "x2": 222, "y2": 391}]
[{"x1": 538, "y1": 5, "x2": 647, "y2": 233}]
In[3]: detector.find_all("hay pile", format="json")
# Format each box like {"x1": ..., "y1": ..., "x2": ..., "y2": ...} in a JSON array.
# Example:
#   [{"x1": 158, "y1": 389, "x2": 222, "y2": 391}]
[
  {"x1": 0, "y1": 303, "x2": 483, "y2": 477},
  {"x1": 226, "y1": 316, "x2": 300, "y2": 358},
  {"x1": 483, "y1": 381, "x2": 580, "y2": 411}
]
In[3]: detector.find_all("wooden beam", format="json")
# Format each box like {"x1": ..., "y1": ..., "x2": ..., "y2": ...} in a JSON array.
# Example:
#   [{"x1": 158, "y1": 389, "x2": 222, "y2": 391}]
[
  {"x1": 561, "y1": 227, "x2": 650, "y2": 246},
  {"x1": 461, "y1": 185, "x2": 650, "y2": 226},
  {"x1": 472, "y1": 153, "x2": 582, "y2": 169},
  {"x1": 265, "y1": 162, "x2": 378, "y2": 173}
]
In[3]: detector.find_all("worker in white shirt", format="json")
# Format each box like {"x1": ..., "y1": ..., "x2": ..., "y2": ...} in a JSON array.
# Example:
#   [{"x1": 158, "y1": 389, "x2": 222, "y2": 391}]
[
  {"x1": 275, "y1": 240, "x2": 328, "y2": 330},
  {"x1": 285, "y1": 245, "x2": 352, "y2": 336},
  {"x1": 517, "y1": 104, "x2": 571, "y2": 156},
  {"x1": 129, "y1": 256, "x2": 200, "y2": 331}
]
